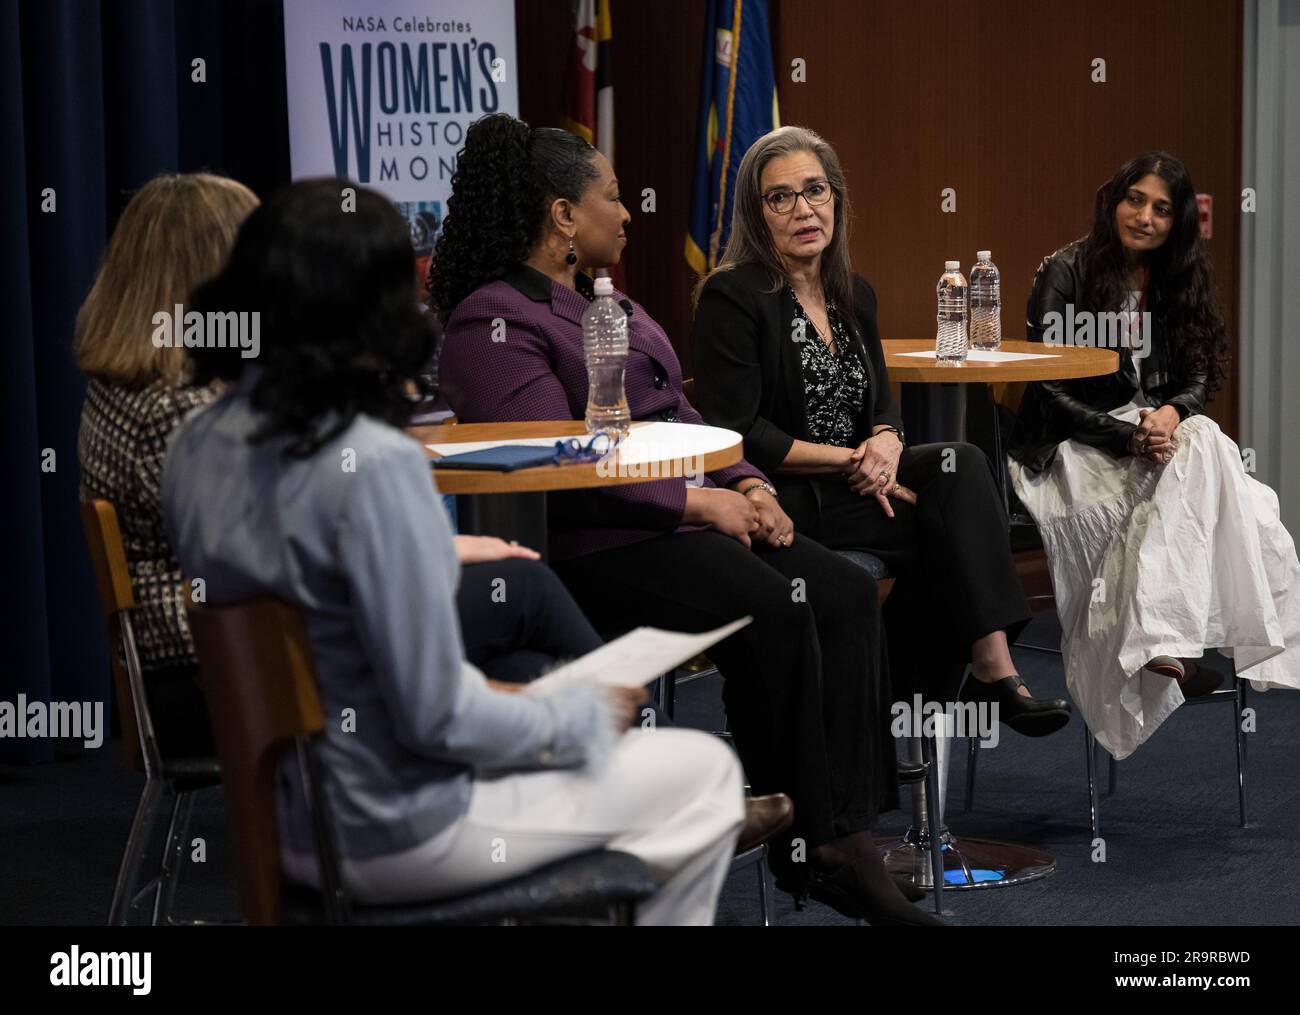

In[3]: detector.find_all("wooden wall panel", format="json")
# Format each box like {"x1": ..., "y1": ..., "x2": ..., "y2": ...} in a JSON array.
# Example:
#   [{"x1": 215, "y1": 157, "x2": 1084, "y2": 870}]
[
  {"x1": 514, "y1": 0, "x2": 1242, "y2": 432},
  {"x1": 514, "y1": 0, "x2": 707, "y2": 366}
]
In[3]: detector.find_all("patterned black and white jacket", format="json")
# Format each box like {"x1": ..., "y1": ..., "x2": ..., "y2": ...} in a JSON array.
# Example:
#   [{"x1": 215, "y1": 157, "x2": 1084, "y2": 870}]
[{"x1": 78, "y1": 378, "x2": 217, "y2": 672}]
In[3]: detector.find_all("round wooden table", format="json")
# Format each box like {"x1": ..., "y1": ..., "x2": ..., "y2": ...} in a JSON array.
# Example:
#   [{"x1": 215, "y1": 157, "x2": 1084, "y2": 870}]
[
  {"x1": 877, "y1": 340, "x2": 1118, "y2": 895},
  {"x1": 883, "y1": 339, "x2": 1120, "y2": 384},
  {"x1": 882, "y1": 339, "x2": 1119, "y2": 509},
  {"x1": 408, "y1": 419, "x2": 744, "y2": 555}
]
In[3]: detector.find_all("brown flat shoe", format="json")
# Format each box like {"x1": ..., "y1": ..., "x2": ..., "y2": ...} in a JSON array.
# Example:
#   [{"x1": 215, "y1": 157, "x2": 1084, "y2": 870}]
[
  {"x1": 1145, "y1": 655, "x2": 1185, "y2": 680},
  {"x1": 736, "y1": 793, "x2": 794, "y2": 855},
  {"x1": 1146, "y1": 657, "x2": 1225, "y2": 698}
]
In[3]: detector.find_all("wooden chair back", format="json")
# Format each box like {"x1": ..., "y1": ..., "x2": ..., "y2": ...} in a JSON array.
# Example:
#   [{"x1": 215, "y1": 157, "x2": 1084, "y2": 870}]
[
  {"x1": 185, "y1": 594, "x2": 325, "y2": 925},
  {"x1": 80, "y1": 500, "x2": 143, "y2": 769}
]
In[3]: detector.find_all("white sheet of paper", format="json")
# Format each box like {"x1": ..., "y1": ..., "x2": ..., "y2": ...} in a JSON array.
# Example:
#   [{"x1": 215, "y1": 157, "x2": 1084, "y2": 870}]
[
  {"x1": 895, "y1": 349, "x2": 1058, "y2": 362},
  {"x1": 523, "y1": 617, "x2": 753, "y2": 694},
  {"x1": 426, "y1": 435, "x2": 562, "y2": 457}
]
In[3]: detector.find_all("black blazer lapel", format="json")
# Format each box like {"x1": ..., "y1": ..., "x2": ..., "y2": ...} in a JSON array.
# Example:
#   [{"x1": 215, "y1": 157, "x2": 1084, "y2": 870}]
[{"x1": 775, "y1": 283, "x2": 812, "y2": 441}]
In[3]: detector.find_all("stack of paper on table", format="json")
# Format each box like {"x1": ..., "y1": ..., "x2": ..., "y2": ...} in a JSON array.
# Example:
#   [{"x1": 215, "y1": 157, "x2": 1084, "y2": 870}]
[{"x1": 895, "y1": 349, "x2": 1058, "y2": 362}]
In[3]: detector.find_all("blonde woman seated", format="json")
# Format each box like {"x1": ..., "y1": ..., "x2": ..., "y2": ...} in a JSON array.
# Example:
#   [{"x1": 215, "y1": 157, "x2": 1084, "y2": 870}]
[
  {"x1": 76, "y1": 173, "x2": 260, "y2": 759},
  {"x1": 1009, "y1": 151, "x2": 1300, "y2": 759}
]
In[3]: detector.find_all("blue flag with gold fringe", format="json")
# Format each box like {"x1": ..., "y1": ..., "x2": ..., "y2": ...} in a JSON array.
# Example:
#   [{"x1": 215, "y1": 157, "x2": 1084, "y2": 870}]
[{"x1": 685, "y1": 0, "x2": 780, "y2": 274}]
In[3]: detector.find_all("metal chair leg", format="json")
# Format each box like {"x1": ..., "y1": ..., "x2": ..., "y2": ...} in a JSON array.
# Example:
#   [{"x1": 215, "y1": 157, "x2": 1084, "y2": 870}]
[
  {"x1": 964, "y1": 736, "x2": 978, "y2": 812},
  {"x1": 153, "y1": 790, "x2": 194, "y2": 925},
  {"x1": 652, "y1": 670, "x2": 678, "y2": 721},
  {"x1": 756, "y1": 843, "x2": 774, "y2": 927},
  {"x1": 1234, "y1": 678, "x2": 1248, "y2": 827},
  {"x1": 108, "y1": 778, "x2": 163, "y2": 926},
  {"x1": 921, "y1": 733, "x2": 945, "y2": 916},
  {"x1": 1084, "y1": 723, "x2": 1100, "y2": 843}
]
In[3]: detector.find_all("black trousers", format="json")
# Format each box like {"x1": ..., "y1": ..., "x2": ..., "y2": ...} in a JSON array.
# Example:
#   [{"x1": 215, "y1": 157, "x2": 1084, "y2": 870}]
[
  {"x1": 458, "y1": 557, "x2": 678, "y2": 725},
  {"x1": 779, "y1": 442, "x2": 1031, "y2": 701},
  {"x1": 553, "y1": 529, "x2": 898, "y2": 850},
  {"x1": 457, "y1": 559, "x2": 603, "y2": 681}
]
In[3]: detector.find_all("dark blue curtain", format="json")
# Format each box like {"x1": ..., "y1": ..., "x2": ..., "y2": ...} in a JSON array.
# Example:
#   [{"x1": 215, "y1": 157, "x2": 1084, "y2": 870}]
[{"x1": 1, "y1": 0, "x2": 290, "y2": 762}]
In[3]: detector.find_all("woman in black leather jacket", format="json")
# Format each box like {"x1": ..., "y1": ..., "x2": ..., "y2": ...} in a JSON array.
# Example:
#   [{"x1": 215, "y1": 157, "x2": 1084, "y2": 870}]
[
  {"x1": 1010, "y1": 153, "x2": 1220, "y2": 474},
  {"x1": 1008, "y1": 151, "x2": 1300, "y2": 759}
]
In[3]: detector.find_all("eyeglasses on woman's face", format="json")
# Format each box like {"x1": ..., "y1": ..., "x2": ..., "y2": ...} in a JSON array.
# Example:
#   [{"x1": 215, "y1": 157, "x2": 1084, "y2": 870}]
[{"x1": 761, "y1": 179, "x2": 833, "y2": 215}]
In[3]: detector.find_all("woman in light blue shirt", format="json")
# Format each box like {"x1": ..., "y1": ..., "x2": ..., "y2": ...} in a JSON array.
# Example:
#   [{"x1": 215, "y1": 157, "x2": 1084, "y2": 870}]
[{"x1": 162, "y1": 179, "x2": 744, "y2": 924}]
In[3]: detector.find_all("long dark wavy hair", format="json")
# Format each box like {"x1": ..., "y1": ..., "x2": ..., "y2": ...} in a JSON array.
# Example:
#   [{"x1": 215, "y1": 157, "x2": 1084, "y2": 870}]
[
  {"x1": 190, "y1": 178, "x2": 436, "y2": 457},
  {"x1": 428, "y1": 113, "x2": 599, "y2": 325},
  {"x1": 1082, "y1": 151, "x2": 1228, "y2": 392}
]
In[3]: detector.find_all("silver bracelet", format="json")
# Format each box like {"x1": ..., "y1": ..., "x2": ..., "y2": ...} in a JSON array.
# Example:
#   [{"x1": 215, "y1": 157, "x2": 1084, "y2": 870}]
[{"x1": 742, "y1": 481, "x2": 779, "y2": 500}]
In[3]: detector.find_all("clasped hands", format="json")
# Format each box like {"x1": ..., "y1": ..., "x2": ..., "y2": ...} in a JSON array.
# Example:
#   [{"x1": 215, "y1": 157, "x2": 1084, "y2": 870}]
[
  {"x1": 1129, "y1": 405, "x2": 1181, "y2": 464},
  {"x1": 684, "y1": 483, "x2": 795, "y2": 549},
  {"x1": 846, "y1": 431, "x2": 916, "y2": 519}
]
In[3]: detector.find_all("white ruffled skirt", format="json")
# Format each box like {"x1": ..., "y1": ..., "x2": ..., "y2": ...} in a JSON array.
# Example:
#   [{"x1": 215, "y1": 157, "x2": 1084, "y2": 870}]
[{"x1": 1009, "y1": 408, "x2": 1300, "y2": 760}]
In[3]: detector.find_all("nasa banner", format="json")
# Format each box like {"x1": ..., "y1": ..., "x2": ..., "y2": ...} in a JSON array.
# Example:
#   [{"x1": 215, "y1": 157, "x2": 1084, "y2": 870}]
[{"x1": 283, "y1": 0, "x2": 519, "y2": 261}]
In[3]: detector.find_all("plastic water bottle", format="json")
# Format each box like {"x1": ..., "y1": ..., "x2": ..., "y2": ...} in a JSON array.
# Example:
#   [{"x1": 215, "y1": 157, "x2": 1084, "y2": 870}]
[
  {"x1": 582, "y1": 276, "x2": 631, "y2": 438},
  {"x1": 935, "y1": 260, "x2": 968, "y2": 363},
  {"x1": 969, "y1": 250, "x2": 1002, "y2": 351}
]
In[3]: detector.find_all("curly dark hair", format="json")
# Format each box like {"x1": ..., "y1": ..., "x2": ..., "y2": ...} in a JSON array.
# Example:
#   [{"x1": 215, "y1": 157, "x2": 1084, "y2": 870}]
[
  {"x1": 189, "y1": 178, "x2": 436, "y2": 457},
  {"x1": 1082, "y1": 151, "x2": 1228, "y2": 393},
  {"x1": 427, "y1": 113, "x2": 599, "y2": 325}
]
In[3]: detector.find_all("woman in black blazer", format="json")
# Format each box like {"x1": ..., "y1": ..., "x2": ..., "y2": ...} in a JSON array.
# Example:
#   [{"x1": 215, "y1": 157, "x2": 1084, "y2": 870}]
[{"x1": 691, "y1": 126, "x2": 1065, "y2": 733}]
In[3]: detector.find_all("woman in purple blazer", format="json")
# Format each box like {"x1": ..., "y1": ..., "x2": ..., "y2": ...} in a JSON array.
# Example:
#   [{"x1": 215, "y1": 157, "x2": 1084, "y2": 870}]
[{"x1": 433, "y1": 114, "x2": 940, "y2": 926}]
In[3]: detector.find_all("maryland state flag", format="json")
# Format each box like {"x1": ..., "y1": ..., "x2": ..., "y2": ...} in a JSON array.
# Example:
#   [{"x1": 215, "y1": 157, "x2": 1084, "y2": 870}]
[
  {"x1": 562, "y1": 0, "x2": 623, "y2": 284},
  {"x1": 686, "y1": 0, "x2": 780, "y2": 274},
  {"x1": 562, "y1": 0, "x2": 615, "y2": 163}
]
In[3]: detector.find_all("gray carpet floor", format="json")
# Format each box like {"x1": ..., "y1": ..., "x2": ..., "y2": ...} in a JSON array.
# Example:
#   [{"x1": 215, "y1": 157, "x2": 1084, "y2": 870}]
[{"x1": 2, "y1": 613, "x2": 1296, "y2": 926}]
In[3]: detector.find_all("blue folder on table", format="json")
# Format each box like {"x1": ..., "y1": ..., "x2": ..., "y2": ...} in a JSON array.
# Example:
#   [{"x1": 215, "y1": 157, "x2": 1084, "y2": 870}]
[{"x1": 432, "y1": 445, "x2": 558, "y2": 472}]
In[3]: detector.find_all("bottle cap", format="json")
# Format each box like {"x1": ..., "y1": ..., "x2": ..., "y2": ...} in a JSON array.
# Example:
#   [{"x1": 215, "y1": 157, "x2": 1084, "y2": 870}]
[
  {"x1": 593, "y1": 276, "x2": 614, "y2": 296},
  {"x1": 976, "y1": 250, "x2": 991, "y2": 260},
  {"x1": 944, "y1": 260, "x2": 960, "y2": 271}
]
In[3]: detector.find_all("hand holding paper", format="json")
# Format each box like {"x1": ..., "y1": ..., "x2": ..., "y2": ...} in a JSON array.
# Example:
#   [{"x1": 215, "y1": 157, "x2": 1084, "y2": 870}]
[{"x1": 523, "y1": 617, "x2": 753, "y2": 696}]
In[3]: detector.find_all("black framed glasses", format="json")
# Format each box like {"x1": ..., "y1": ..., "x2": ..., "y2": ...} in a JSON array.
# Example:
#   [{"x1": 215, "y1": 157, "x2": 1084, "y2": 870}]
[
  {"x1": 762, "y1": 179, "x2": 833, "y2": 215},
  {"x1": 553, "y1": 433, "x2": 619, "y2": 465}
]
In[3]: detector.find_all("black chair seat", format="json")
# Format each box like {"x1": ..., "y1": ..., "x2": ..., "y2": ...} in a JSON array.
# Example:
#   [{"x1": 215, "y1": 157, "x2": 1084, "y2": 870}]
[
  {"x1": 280, "y1": 849, "x2": 656, "y2": 926},
  {"x1": 836, "y1": 549, "x2": 891, "y2": 580},
  {"x1": 1009, "y1": 517, "x2": 1044, "y2": 553},
  {"x1": 159, "y1": 757, "x2": 222, "y2": 792}
]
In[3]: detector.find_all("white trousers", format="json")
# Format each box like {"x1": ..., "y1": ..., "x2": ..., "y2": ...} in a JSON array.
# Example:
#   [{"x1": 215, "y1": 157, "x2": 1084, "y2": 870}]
[{"x1": 284, "y1": 728, "x2": 745, "y2": 925}]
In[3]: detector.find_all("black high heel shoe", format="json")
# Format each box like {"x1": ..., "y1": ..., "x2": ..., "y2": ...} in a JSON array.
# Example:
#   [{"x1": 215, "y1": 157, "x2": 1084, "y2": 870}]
[
  {"x1": 775, "y1": 867, "x2": 924, "y2": 905},
  {"x1": 959, "y1": 674, "x2": 1071, "y2": 738},
  {"x1": 775, "y1": 854, "x2": 944, "y2": 925},
  {"x1": 803, "y1": 857, "x2": 945, "y2": 926}
]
